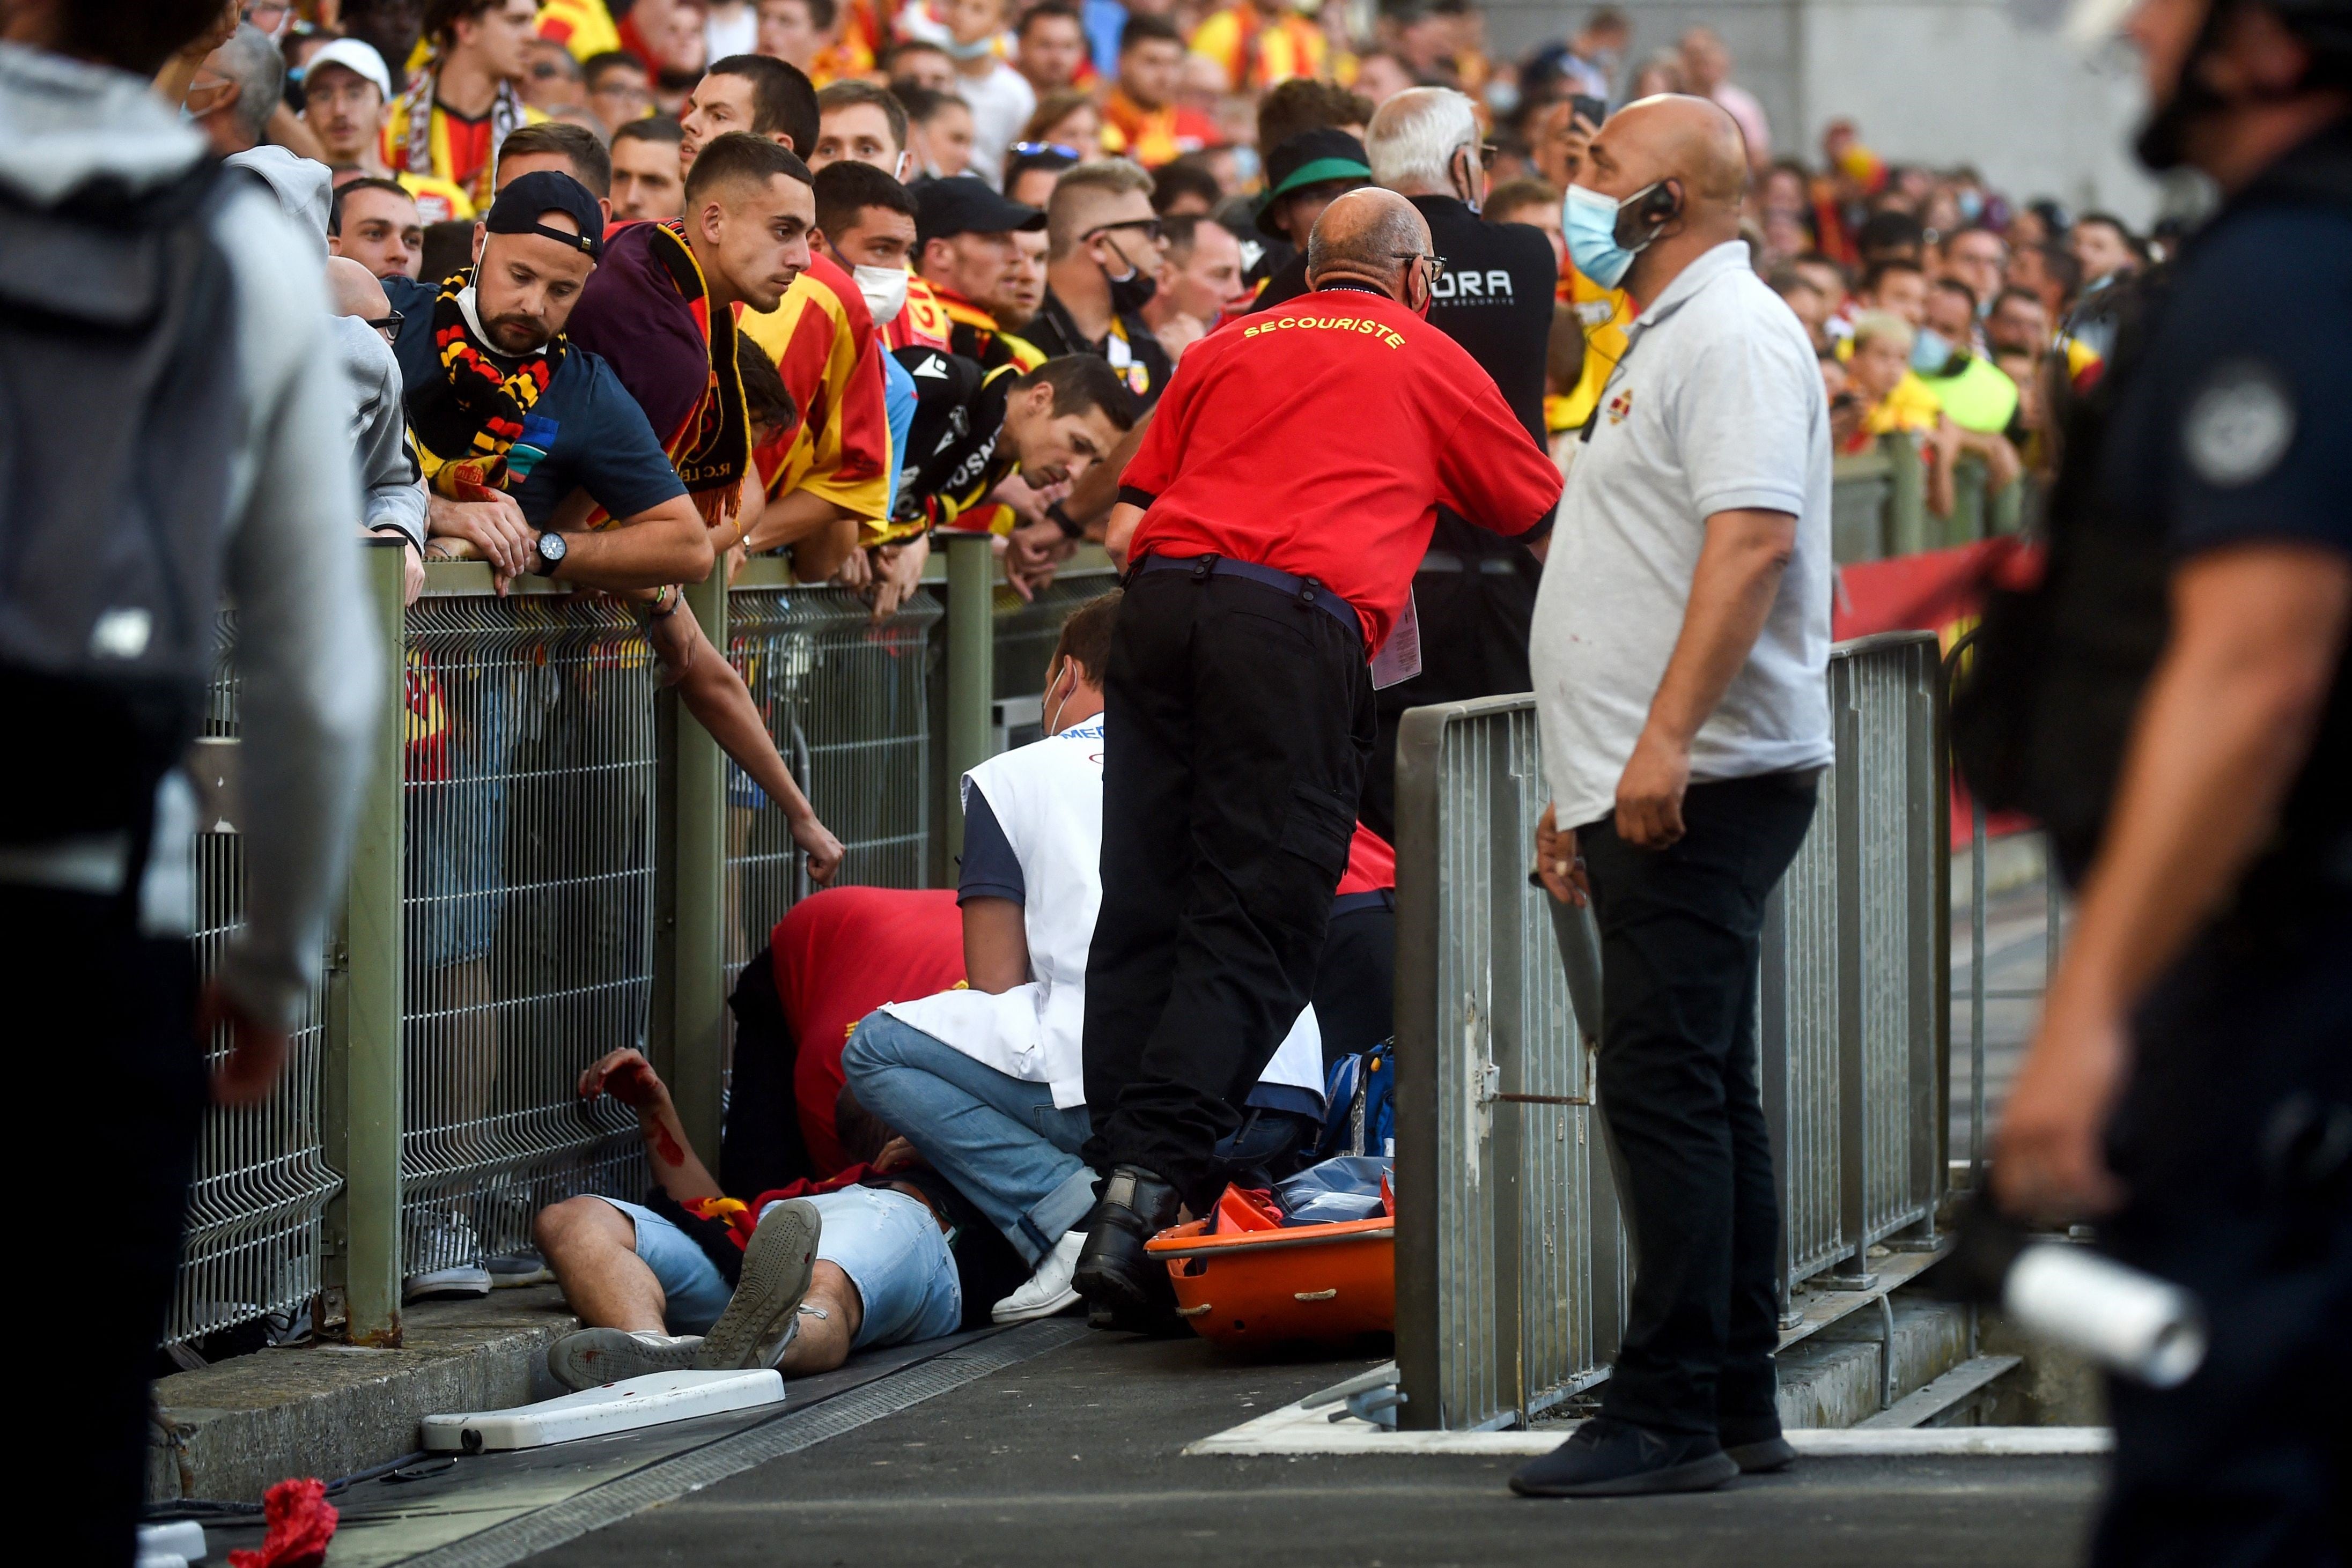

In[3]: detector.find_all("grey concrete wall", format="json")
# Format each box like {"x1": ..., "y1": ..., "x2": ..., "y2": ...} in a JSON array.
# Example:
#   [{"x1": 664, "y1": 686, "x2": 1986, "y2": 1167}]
[{"x1": 1478, "y1": 0, "x2": 2163, "y2": 224}]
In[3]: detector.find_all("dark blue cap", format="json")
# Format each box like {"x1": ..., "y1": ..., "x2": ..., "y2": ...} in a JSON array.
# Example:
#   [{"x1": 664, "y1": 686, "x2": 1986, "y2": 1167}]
[{"x1": 484, "y1": 170, "x2": 605, "y2": 261}]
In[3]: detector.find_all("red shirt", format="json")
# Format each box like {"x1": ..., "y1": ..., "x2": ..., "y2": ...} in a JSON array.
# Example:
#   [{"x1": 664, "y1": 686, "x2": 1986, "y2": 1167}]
[
  {"x1": 1337, "y1": 824, "x2": 1396, "y2": 896},
  {"x1": 1121, "y1": 286, "x2": 1562, "y2": 652},
  {"x1": 771, "y1": 886, "x2": 967, "y2": 1174}
]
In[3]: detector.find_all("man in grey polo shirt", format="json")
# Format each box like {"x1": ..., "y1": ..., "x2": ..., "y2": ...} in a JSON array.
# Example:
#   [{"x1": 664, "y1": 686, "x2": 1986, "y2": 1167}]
[{"x1": 1515, "y1": 95, "x2": 1832, "y2": 1500}]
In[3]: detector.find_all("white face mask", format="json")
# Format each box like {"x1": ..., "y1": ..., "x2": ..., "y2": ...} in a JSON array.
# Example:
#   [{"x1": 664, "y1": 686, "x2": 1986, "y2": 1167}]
[{"x1": 852, "y1": 263, "x2": 909, "y2": 327}]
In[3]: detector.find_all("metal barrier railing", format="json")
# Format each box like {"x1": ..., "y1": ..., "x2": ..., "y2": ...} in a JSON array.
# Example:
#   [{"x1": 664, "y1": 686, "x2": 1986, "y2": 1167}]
[
  {"x1": 721, "y1": 565, "x2": 942, "y2": 1055},
  {"x1": 168, "y1": 639, "x2": 339, "y2": 1349},
  {"x1": 173, "y1": 553, "x2": 946, "y2": 1349},
  {"x1": 1391, "y1": 632, "x2": 1948, "y2": 1431},
  {"x1": 1831, "y1": 436, "x2": 2026, "y2": 563},
  {"x1": 396, "y1": 591, "x2": 657, "y2": 1279}
]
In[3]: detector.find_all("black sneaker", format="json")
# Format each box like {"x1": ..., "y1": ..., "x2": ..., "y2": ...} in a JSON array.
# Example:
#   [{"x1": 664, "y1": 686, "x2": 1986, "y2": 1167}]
[
  {"x1": 1072, "y1": 1165, "x2": 1182, "y2": 1327},
  {"x1": 1717, "y1": 1413, "x2": 1797, "y2": 1474},
  {"x1": 1509, "y1": 1416, "x2": 1741, "y2": 1498}
]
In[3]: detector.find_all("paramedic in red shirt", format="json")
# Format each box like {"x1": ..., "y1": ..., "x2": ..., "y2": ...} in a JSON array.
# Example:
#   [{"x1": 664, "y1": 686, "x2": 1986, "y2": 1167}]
[{"x1": 1075, "y1": 189, "x2": 1564, "y2": 1325}]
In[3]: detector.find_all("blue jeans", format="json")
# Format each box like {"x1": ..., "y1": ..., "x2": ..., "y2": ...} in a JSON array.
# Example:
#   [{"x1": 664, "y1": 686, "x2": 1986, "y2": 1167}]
[
  {"x1": 595, "y1": 1186, "x2": 962, "y2": 1349},
  {"x1": 841, "y1": 1013, "x2": 1319, "y2": 1264},
  {"x1": 842, "y1": 1012, "x2": 1096, "y2": 1266}
]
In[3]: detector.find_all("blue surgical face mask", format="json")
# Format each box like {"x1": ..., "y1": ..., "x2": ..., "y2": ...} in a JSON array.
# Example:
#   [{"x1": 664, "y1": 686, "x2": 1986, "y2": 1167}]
[
  {"x1": 941, "y1": 33, "x2": 996, "y2": 61},
  {"x1": 1564, "y1": 183, "x2": 1644, "y2": 290},
  {"x1": 1911, "y1": 327, "x2": 1952, "y2": 373}
]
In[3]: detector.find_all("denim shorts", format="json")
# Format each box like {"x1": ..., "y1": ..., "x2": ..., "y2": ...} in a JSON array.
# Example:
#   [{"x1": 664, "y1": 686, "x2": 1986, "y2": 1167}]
[{"x1": 597, "y1": 1185, "x2": 962, "y2": 1350}]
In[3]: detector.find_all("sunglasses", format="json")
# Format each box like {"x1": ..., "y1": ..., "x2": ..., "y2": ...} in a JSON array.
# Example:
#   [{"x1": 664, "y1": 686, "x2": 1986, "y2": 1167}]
[
  {"x1": 1010, "y1": 141, "x2": 1082, "y2": 160},
  {"x1": 1085, "y1": 217, "x2": 1166, "y2": 243}
]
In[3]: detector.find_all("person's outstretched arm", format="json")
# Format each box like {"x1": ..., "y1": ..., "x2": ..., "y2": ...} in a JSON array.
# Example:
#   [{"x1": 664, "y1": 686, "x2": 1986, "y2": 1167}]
[
  {"x1": 647, "y1": 607, "x2": 845, "y2": 884},
  {"x1": 580, "y1": 1049, "x2": 724, "y2": 1202}
]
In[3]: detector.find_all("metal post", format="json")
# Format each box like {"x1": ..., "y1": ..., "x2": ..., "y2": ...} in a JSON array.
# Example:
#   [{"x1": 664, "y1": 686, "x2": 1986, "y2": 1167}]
[
  {"x1": 943, "y1": 530, "x2": 996, "y2": 860},
  {"x1": 1884, "y1": 433, "x2": 1927, "y2": 558},
  {"x1": 322, "y1": 538, "x2": 407, "y2": 1346},
  {"x1": 1969, "y1": 796, "x2": 1987, "y2": 1194},
  {"x1": 663, "y1": 570, "x2": 729, "y2": 1164}
]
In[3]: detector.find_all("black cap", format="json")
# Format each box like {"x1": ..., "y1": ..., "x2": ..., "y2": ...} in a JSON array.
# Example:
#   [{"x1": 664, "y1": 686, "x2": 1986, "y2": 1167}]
[
  {"x1": 484, "y1": 170, "x2": 606, "y2": 261},
  {"x1": 1257, "y1": 129, "x2": 1372, "y2": 238},
  {"x1": 915, "y1": 175, "x2": 1046, "y2": 248}
]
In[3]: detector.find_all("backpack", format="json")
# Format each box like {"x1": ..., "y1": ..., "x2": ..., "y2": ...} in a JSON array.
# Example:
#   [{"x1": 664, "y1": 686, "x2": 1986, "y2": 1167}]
[
  {"x1": 1317, "y1": 1040, "x2": 1397, "y2": 1160},
  {"x1": 0, "y1": 161, "x2": 242, "y2": 842}
]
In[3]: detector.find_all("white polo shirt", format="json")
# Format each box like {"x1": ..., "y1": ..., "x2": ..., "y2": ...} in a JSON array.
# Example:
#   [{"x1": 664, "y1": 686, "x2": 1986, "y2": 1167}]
[{"x1": 1529, "y1": 240, "x2": 1833, "y2": 830}]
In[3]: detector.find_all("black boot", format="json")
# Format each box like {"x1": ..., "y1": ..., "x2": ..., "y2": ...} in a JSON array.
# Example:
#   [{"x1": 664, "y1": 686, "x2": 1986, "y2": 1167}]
[{"x1": 1073, "y1": 1165, "x2": 1183, "y2": 1331}]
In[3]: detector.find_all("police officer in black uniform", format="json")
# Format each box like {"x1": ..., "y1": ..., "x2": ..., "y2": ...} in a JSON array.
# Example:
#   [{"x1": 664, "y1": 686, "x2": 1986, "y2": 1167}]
[
  {"x1": 1959, "y1": 0, "x2": 2352, "y2": 1558},
  {"x1": 1257, "y1": 87, "x2": 1557, "y2": 841}
]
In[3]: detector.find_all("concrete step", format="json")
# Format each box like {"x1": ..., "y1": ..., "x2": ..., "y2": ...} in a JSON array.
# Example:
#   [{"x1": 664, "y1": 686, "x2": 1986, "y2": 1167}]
[
  {"x1": 1775, "y1": 1295, "x2": 1974, "y2": 1430},
  {"x1": 148, "y1": 1286, "x2": 579, "y2": 1503},
  {"x1": 1858, "y1": 1355, "x2": 2024, "y2": 1429}
]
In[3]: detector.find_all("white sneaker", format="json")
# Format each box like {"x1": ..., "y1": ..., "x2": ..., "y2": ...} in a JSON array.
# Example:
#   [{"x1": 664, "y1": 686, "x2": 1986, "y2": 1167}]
[
  {"x1": 547, "y1": 1327, "x2": 704, "y2": 1391},
  {"x1": 404, "y1": 1215, "x2": 491, "y2": 1301},
  {"x1": 992, "y1": 1231, "x2": 1086, "y2": 1323}
]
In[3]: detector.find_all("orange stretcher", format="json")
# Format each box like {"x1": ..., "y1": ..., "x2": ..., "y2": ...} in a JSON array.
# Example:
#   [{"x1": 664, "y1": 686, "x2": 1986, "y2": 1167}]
[{"x1": 1144, "y1": 1185, "x2": 1395, "y2": 1345}]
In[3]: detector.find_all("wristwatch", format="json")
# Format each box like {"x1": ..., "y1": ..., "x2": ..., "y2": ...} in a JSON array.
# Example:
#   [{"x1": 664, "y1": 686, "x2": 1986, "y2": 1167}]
[
  {"x1": 532, "y1": 529, "x2": 568, "y2": 576},
  {"x1": 1046, "y1": 500, "x2": 1082, "y2": 540}
]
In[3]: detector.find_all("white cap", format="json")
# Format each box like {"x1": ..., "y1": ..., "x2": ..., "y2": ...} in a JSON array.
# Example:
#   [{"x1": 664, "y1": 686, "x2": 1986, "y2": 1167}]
[{"x1": 303, "y1": 37, "x2": 394, "y2": 102}]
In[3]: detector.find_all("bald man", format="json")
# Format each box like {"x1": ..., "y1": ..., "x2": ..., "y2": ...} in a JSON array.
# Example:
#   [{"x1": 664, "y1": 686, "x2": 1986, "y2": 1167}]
[
  {"x1": 1078, "y1": 189, "x2": 1561, "y2": 1328},
  {"x1": 1518, "y1": 96, "x2": 1833, "y2": 1498}
]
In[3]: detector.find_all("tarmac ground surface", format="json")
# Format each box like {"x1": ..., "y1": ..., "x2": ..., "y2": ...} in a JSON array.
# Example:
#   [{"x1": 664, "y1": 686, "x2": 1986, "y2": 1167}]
[{"x1": 534, "y1": 1331, "x2": 2103, "y2": 1568}]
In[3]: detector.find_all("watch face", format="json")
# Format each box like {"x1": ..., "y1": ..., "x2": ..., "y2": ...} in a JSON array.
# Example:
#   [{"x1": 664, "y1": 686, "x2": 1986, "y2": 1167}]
[{"x1": 539, "y1": 530, "x2": 567, "y2": 564}]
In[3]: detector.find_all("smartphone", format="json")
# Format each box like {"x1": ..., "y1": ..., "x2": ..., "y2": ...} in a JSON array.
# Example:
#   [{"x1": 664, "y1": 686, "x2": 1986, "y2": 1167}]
[{"x1": 1569, "y1": 94, "x2": 1608, "y2": 129}]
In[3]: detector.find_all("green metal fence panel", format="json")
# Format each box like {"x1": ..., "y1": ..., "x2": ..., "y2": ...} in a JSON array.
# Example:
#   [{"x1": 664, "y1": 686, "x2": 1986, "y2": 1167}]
[
  {"x1": 395, "y1": 587, "x2": 655, "y2": 1279},
  {"x1": 169, "y1": 622, "x2": 338, "y2": 1351},
  {"x1": 721, "y1": 579, "x2": 943, "y2": 1003}
]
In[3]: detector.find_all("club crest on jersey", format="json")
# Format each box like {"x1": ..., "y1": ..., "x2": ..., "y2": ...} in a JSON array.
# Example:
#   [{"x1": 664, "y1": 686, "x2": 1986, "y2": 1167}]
[{"x1": 1606, "y1": 387, "x2": 1634, "y2": 424}]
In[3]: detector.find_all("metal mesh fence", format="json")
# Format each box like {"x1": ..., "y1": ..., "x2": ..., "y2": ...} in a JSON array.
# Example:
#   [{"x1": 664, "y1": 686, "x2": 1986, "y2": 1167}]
[
  {"x1": 992, "y1": 568, "x2": 1120, "y2": 708},
  {"x1": 397, "y1": 593, "x2": 654, "y2": 1276},
  {"x1": 722, "y1": 585, "x2": 942, "y2": 1004},
  {"x1": 170, "y1": 627, "x2": 337, "y2": 1348}
]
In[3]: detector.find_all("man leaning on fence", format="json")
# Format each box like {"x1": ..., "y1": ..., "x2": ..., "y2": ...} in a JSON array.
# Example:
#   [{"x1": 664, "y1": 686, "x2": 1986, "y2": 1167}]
[
  {"x1": 1518, "y1": 94, "x2": 1833, "y2": 1498},
  {"x1": 2, "y1": 4, "x2": 381, "y2": 1561}
]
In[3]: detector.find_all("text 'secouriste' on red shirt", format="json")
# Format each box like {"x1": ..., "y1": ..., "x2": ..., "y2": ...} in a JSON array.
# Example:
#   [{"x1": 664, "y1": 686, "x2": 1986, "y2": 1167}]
[{"x1": 1120, "y1": 286, "x2": 1563, "y2": 652}]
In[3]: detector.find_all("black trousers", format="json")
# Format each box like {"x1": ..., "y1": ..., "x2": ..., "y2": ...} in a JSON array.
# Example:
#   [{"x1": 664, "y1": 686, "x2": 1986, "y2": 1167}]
[
  {"x1": 2091, "y1": 898, "x2": 2352, "y2": 1566},
  {"x1": 1358, "y1": 560, "x2": 1535, "y2": 844},
  {"x1": 16, "y1": 885, "x2": 208, "y2": 1565},
  {"x1": 1082, "y1": 566, "x2": 1374, "y2": 1211},
  {"x1": 1311, "y1": 900, "x2": 1397, "y2": 1069},
  {"x1": 1581, "y1": 771, "x2": 1817, "y2": 1437}
]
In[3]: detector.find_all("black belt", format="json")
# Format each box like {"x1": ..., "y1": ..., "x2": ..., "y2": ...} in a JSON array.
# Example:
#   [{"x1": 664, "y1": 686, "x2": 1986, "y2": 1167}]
[
  {"x1": 1135, "y1": 553, "x2": 1361, "y2": 646},
  {"x1": 1332, "y1": 889, "x2": 1395, "y2": 916},
  {"x1": 1418, "y1": 551, "x2": 1520, "y2": 575}
]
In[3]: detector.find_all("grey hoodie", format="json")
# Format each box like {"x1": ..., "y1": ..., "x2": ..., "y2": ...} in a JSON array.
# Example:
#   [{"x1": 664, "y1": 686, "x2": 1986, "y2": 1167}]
[{"x1": 0, "y1": 43, "x2": 380, "y2": 1031}]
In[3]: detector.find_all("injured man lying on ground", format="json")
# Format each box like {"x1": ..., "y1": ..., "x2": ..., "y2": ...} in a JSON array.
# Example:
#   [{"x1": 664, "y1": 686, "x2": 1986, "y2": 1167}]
[{"x1": 534, "y1": 1049, "x2": 1031, "y2": 1388}]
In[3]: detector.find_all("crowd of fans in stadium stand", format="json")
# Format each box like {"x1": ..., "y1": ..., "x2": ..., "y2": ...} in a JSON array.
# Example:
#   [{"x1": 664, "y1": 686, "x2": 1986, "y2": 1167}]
[
  {"x1": 200, "y1": 0, "x2": 2145, "y2": 605},
  {"x1": 152, "y1": 0, "x2": 2156, "y2": 1359}
]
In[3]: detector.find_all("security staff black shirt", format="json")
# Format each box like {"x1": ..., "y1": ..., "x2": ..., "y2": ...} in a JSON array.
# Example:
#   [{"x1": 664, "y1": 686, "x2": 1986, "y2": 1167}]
[
  {"x1": 1255, "y1": 194, "x2": 1557, "y2": 551},
  {"x1": 1019, "y1": 288, "x2": 1173, "y2": 410},
  {"x1": 2099, "y1": 119, "x2": 2352, "y2": 897}
]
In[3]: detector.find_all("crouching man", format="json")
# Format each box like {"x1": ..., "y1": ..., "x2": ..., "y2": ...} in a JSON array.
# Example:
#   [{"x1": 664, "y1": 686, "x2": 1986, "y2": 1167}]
[
  {"x1": 842, "y1": 593, "x2": 1330, "y2": 1328},
  {"x1": 534, "y1": 1047, "x2": 1023, "y2": 1388}
]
